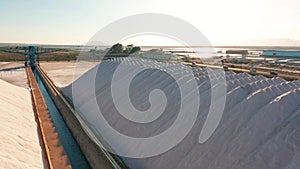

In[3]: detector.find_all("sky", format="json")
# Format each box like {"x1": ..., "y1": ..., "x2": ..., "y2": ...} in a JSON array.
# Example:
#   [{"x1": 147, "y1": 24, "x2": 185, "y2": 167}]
[{"x1": 0, "y1": 0, "x2": 300, "y2": 46}]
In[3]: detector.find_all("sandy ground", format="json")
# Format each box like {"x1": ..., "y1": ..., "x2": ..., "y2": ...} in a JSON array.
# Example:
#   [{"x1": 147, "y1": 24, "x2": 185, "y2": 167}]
[
  {"x1": 40, "y1": 61, "x2": 99, "y2": 87},
  {"x1": 0, "y1": 62, "x2": 43, "y2": 169},
  {"x1": 0, "y1": 62, "x2": 23, "y2": 69}
]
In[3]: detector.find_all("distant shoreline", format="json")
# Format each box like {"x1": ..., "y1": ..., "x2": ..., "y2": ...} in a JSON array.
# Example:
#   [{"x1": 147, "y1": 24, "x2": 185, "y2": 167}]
[
  {"x1": 1, "y1": 43, "x2": 300, "y2": 50},
  {"x1": 0, "y1": 43, "x2": 300, "y2": 50},
  {"x1": 140, "y1": 46, "x2": 300, "y2": 50}
]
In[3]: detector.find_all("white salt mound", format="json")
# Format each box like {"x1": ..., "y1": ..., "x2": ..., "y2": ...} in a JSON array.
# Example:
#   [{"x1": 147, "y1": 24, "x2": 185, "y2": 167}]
[
  {"x1": 0, "y1": 79, "x2": 43, "y2": 169},
  {"x1": 63, "y1": 58, "x2": 300, "y2": 169}
]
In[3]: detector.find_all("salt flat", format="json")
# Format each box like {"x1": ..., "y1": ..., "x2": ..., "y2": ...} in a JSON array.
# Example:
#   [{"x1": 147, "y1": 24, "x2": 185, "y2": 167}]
[
  {"x1": 40, "y1": 61, "x2": 99, "y2": 87},
  {"x1": 0, "y1": 62, "x2": 27, "y2": 88}
]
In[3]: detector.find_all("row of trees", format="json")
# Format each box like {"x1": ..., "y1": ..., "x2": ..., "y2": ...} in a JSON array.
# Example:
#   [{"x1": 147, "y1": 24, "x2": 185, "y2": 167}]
[{"x1": 108, "y1": 43, "x2": 141, "y2": 54}]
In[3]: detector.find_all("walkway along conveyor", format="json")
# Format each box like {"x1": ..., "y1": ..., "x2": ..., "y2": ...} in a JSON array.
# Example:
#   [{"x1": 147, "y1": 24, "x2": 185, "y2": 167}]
[
  {"x1": 26, "y1": 66, "x2": 71, "y2": 169},
  {"x1": 28, "y1": 65, "x2": 127, "y2": 169}
]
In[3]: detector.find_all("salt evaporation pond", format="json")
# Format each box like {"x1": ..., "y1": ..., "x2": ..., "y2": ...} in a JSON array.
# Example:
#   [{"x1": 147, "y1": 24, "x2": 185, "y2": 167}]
[{"x1": 62, "y1": 58, "x2": 300, "y2": 169}]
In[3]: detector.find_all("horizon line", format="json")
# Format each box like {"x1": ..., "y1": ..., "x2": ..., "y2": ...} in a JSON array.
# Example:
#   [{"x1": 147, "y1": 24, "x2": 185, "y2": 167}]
[{"x1": 1, "y1": 42, "x2": 300, "y2": 50}]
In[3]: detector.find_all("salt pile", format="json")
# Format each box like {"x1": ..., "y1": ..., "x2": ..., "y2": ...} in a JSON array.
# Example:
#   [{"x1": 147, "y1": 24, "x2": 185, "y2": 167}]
[
  {"x1": 63, "y1": 58, "x2": 300, "y2": 169},
  {"x1": 0, "y1": 79, "x2": 43, "y2": 169}
]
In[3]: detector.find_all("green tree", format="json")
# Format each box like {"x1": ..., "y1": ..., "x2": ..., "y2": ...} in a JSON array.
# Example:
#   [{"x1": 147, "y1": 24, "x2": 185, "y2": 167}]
[
  {"x1": 108, "y1": 43, "x2": 123, "y2": 53},
  {"x1": 130, "y1": 46, "x2": 141, "y2": 54}
]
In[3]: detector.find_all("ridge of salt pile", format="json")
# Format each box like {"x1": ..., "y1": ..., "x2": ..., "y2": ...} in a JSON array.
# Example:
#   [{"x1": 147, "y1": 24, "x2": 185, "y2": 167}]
[{"x1": 62, "y1": 58, "x2": 300, "y2": 169}]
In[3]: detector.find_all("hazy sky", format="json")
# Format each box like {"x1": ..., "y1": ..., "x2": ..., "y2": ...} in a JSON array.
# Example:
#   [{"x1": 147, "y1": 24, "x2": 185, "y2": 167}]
[{"x1": 0, "y1": 0, "x2": 300, "y2": 45}]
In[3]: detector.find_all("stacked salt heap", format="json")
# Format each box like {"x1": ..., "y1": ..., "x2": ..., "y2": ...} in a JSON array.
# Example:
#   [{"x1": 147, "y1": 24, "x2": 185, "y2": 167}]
[
  {"x1": 62, "y1": 58, "x2": 300, "y2": 169},
  {"x1": 0, "y1": 79, "x2": 43, "y2": 169}
]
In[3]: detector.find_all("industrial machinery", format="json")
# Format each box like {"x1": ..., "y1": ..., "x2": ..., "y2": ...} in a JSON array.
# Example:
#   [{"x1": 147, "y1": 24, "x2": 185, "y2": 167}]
[{"x1": 0, "y1": 46, "x2": 58, "y2": 69}]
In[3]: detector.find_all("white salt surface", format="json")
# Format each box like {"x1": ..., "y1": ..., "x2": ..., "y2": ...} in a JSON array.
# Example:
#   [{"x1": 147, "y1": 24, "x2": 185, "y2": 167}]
[
  {"x1": 0, "y1": 62, "x2": 27, "y2": 88},
  {"x1": 41, "y1": 61, "x2": 98, "y2": 87},
  {"x1": 0, "y1": 78, "x2": 43, "y2": 168},
  {"x1": 59, "y1": 58, "x2": 299, "y2": 168}
]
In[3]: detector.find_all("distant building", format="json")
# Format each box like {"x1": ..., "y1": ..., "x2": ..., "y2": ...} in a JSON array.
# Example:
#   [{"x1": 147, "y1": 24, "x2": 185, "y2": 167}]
[
  {"x1": 226, "y1": 50, "x2": 248, "y2": 55},
  {"x1": 226, "y1": 50, "x2": 248, "y2": 61},
  {"x1": 140, "y1": 49, "x2": 174, "y2": 61}
]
